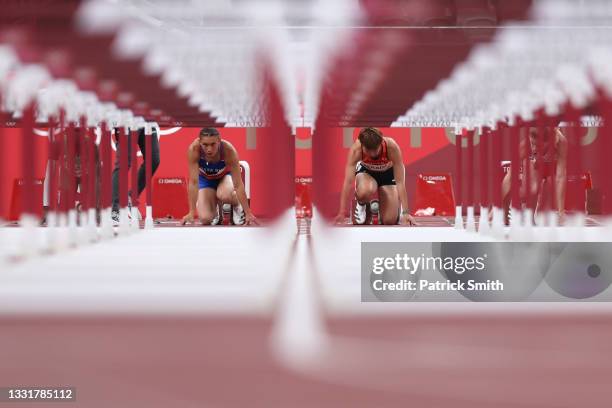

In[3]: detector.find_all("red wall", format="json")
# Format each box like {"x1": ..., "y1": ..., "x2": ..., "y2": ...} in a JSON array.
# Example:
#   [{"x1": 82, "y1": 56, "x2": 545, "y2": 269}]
[
  {"x1": 1, "y1": 126, "x2": 605, "y2": 219},
  {"x1": 0, "y1": 128, "x2": 49, "y2": 219}
]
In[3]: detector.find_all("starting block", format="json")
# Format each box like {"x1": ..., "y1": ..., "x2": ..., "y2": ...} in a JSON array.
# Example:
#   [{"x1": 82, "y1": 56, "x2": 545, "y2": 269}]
[
  {"x1": 414, "y1": 173, "x2": 456, "y2": 216},
  {"x1": 351, "y1": 197, "x2": 381, "y2": 225},
  {"x1": 295, "y1": 177, "x2": 313, "y2": 219}
]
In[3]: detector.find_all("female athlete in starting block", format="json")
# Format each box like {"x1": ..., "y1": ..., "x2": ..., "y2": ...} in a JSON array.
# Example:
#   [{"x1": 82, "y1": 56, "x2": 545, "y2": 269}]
[
  {"x1": 334, "y1": 127, "x2": 417, "y2": 226},
  {"x1": 501, "y1": 127, "x2": 568, "y2": 225},
  {"x1": 181, "y1": 128, "x2": 257, "y2": 226}
]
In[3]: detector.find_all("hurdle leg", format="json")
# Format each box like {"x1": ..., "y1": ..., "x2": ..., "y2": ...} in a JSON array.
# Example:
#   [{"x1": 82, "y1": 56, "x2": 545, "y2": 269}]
[
  {"x1": 66, "y1": 123, "x2": 80, "y2": 247},
  {"x1": 99, "y1": 122, "x2": 114, "y2": 239},
  {"x1": 78, "y1": 117, "x2": 91, "y2": 244},
  {"x1": 19, "y1": 103, "x2": 40, "y2": 258},
  {"x1": 86, "y1": 127, "x2": 98, "y2": 242},
  {"x1": 129, "y1": 127, "x2": 140, "y2": 233},
  {"x1": 466, "y1": 129, "x2": 476, "y2": 232},
  {"x1": 144, "y1": 124, "x2": 154, "y2": 229},
  {"x1": 56, "y1": 111, "x2": 70, "y2": 250},
  {"x1": 491, "y1": 125, "x2": 505, "y2": 240},
  {"x1": 479, "y1": 127, "x2": 491, "y2": 235},
  {"x1": 509, "y1": 120, "x2": 524, "y2": 241},
  {"x1": 521, "y1": 125, "x2": 535, "y2": 241},
  {"x1": 44, "y1": 120, "x2": 60, "y2": 252},
  {"x1": 118, "y1": 127, "x2": 131, "y2": 236},
  {"x1": 454, "y1": 130, "x2": 464, "y2": 230}
]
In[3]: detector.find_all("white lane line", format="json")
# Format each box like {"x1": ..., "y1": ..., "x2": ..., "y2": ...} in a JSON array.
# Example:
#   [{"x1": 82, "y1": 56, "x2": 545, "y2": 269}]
[{"x1": 271, "y1": 232, "x2": 328, "y2": 369}]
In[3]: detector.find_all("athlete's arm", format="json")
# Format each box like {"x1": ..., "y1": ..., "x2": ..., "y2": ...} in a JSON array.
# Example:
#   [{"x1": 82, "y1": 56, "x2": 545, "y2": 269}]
[
  {"x1": 555, "y1": 128, "x2": 568, "y2": 220},
  {"x1": 181, "y1": 140, "x2": 200, "y2": 225},
  {"x1": 387, "y1": 139, "x2": 416, "y2": 226},
  {"x1": 334, "y1": 143, "x2": 361, "y2": 224},
  {"x1": 224, "y1": 142, "x2": 258, "y2": 225}
]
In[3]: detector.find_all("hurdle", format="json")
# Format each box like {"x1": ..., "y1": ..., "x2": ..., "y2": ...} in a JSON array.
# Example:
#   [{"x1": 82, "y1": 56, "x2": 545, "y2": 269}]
[{"x1": 0, "y1": 56, "x2": 159, "y2": 263}]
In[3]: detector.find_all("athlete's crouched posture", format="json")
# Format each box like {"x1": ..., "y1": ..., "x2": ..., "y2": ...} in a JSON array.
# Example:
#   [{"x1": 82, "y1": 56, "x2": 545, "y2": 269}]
[{"x1": 182, "y1": 128, "x2": 257, "y2": 226}]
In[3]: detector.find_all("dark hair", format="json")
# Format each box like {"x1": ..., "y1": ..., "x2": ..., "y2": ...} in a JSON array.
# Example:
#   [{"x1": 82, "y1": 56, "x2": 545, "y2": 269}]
[
  {"x1": 358, "y1": 127, "x2": 383, "y2": 150},
  {"x1": 199, "y1": 127, "x2": 220, "y2": 138}
]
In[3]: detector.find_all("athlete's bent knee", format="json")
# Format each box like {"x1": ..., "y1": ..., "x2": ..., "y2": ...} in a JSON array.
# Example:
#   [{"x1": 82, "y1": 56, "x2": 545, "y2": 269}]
[
  {"x1": 355, "y1": 187, "x2": 374, "y2": 203},
  {"x1": 216, "y1": 190, "x2": 233, "y2": 203}
]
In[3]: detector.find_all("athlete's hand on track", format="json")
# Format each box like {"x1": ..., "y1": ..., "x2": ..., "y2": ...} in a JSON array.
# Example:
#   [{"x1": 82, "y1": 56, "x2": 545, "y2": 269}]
[
  {"x1": 245, "y1": 212, "x2": 259, "y2": 226},
  {"x1": 181, "y1": 212, "x2": 195, "y2": 225},
  {"x1": 400, "y1": 213, "x2": 418, "y2": 226},
  {"x1": 333, "y1": 213, "x2": 348, "y2": 225}
]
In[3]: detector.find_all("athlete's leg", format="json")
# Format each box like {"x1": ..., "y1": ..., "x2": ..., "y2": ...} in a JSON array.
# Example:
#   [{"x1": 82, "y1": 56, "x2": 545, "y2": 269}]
[
  {"x1": 525, "y1": 164, "x2": 541, "y2": 222},
  {"x1": 216, "y1": 174, "x2": 238, "y2": 205},
  {"x1": 379, "y1": 185, "x2": 400, "y2": 225},
  {"x1": 355, "y1": 172, "x2": 378, "y2": 203},
  {"x1": 136, "y1": 128, "x2": 160, "y2": 197},
  {"x1": 111, "y1": 131, "x2": 131, "y2": 213},
  {"x1": 197, "y1": 187, "x2": 218, "y2": 225},
  {"x1": 535, "y1": 176, "x2": 553, "y2": 221},
  {"x1": 216, "y1": 174, "x2": 246, "y2": 225},
  {"x1": 353, "y1": 171, "x2": 378, "y2": 224}
]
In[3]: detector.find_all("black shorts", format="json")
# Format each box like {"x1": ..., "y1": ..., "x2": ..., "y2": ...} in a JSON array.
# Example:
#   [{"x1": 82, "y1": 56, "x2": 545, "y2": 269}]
[{"x1": 355, "y1": 163, "x2": 396, "y2": 187}]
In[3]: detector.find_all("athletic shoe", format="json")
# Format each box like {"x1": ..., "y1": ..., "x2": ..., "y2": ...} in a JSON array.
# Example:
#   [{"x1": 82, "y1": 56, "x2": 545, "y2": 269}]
[
  {"x1": 232, "y1": 204, "x2": 246, "y2": 225},
  {"x1": 211, "y1": 205, "x2": 221, "y2": 226},
  {"x1": 127, "y1": 196, "x2": 142, "y2": 221},
  {"x1": 40, "y1": 206, "x2": 49, "y2": 226},
  {"x1": 127, "y1": 196, "x2": 133, "y2": 216},
  {"x1": 111, "y1": 210, "x2": 120, "y2": 226},
  {"x1": 353, "y1": 201, "x2": 367, "y2": 225}
]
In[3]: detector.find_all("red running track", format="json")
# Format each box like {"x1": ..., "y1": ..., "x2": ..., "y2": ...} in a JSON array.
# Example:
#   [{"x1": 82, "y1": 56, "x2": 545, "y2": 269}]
[{"x1": 0, "y1": 314, "x2": 611, "y2": 407}]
